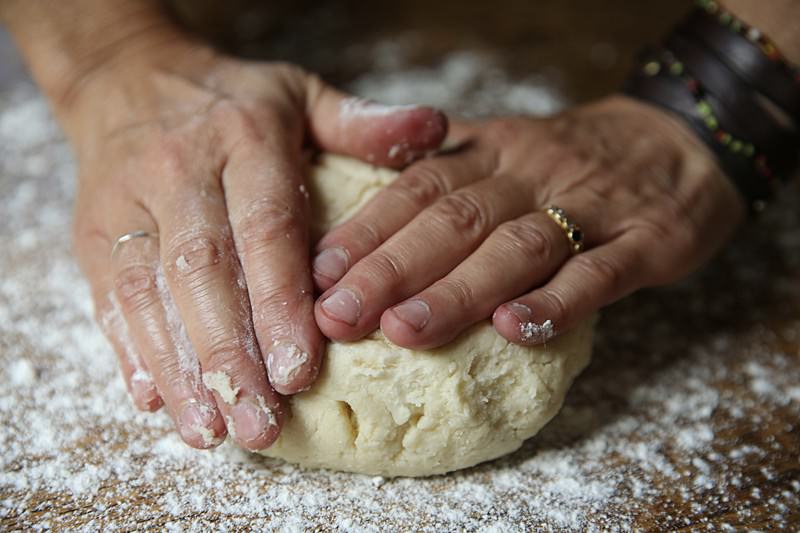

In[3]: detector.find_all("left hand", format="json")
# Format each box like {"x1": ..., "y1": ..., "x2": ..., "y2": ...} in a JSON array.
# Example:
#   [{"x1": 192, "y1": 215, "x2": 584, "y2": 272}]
[{"x1": 310, "y1": 95, "x2": 747, "y2": 349}]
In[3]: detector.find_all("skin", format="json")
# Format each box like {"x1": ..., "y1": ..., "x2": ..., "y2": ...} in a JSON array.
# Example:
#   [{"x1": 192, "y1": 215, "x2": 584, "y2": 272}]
[
  {"x1": 1, "y1": 0, "x2": 447, "y2": 450},
  {"x1": 313, "y1": 97, "x2": 747, "y2": 348},
  {"x1": 312, "y1": 0, "x2": 800, "y2": 348},
  {"x1": 2, "y1": 0, "x2": 797, "y2": 450}
]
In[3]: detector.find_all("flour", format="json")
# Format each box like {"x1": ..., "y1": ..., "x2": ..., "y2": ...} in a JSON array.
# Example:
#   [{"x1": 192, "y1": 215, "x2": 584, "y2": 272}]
[
  {"x1": 338, "y1": 96, "x2": 421, "y2": 120},
  {"x1": 351, "y1": 51, "x2": 566, "y2": 118},
  {"x1": 520, "y1": 319, "x2": 555, "y2": 343},
  {"x1": 8, "y1": 358, "x2": 36, "y2": 386},
  {"x1": 1, "y1": 49, "x2": 800, "y2": 530},
  {"x1": 266, "y1": 341, "x2": 309, "y2": 387},
  {"x1": 202, "y1": 371, "x2": 240, "y2": 405}
]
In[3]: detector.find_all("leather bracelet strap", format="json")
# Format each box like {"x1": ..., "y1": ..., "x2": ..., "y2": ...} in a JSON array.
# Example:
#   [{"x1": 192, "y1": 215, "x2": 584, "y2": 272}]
[
  {"x1": 663, "y1": 36, "x2": 800, "y2": 178},
  {"x1": 624, "y1": 64, "x2": 775, "y2": 211},
  {"x1": 665, "y1": 34, "x2": 789, "y2": 138},
  {"x1": 677, "y1": 9, "x2": 800, "y2": 123}
]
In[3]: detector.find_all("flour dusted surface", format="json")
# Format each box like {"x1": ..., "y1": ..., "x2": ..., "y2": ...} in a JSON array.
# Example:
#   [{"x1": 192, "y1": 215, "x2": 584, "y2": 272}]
[{"x1": 2, "y1": 58, "x2": 800, "y2": 530}]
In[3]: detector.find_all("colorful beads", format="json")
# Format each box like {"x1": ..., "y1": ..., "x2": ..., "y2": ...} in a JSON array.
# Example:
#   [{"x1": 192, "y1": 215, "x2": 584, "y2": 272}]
[
  {"x1": 641, "y1": 51, "x2": 774, "y2": 187},
  {"x1": 696, "y1": 0, "x2": 800, "y2": 82}
]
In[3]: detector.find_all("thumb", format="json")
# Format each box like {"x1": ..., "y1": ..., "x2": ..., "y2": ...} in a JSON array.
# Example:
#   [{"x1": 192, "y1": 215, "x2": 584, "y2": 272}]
[{"x1": 306, "y1": 77, "x2": 448, "y2": 168}]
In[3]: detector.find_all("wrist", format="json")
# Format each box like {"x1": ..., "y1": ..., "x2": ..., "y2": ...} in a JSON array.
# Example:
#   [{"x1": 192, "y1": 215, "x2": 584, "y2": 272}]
[
  {"x1": 2, "y1": 0, "x2": 198, "y2": 116},
  {"x1": 597, "y1": 94, "x2": 747, "y2": 218}
]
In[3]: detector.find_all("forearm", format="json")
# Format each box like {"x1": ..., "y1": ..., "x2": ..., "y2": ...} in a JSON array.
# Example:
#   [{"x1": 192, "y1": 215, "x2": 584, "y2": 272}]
[
  {"x1": 722, "y1": 0, "x2": 800, "y2": 64},
  {"x1": 0, "y1": 0, "x2": 187, "y2": 109}
]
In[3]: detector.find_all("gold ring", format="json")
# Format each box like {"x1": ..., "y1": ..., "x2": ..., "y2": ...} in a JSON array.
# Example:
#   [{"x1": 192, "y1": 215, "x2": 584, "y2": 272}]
[{"x1": 544, "y1": 206, "x2": 584, "y2": 254}]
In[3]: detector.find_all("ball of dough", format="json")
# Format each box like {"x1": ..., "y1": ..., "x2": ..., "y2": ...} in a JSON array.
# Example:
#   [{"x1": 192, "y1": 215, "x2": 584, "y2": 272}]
[{"x1": 259, "y1": 154, "x2": 595, "y2": 477}]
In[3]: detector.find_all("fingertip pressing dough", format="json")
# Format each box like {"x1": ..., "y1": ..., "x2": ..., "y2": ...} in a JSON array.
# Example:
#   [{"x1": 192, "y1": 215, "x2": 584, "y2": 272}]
[{"x1": 258, "y1": 154, "x2": 596, "y2": 477}]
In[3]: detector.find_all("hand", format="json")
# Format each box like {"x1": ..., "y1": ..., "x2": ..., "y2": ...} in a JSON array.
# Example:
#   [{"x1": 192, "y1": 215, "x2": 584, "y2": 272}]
[
  {"x1": 68, "y1": 40, "x2": 447, "y2": 450},
  {"x1": 311, "y1": 95, "x2": 746, "y2": 349}
]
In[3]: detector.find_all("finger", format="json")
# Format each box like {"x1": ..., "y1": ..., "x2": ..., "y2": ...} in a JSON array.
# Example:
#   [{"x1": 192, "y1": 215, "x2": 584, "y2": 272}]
[
  {"x1": 73, "y1": 223, "x2": 163, "y2": 411},
  {"x1": 315, "y1": 175, "x2": 532, "y2": 341},
  {"x1": 154, "y1": 182, "x2": 285, "y2": 451},
  {"x1": 312, "y1": 143, "x2": 496, "y2": 291},
  {"x1": 223, "y1": 136, "x2": 323, "y2": 396},
  {"x1": 306, "y1": 75, "x2": 448, "y2": 167},
  {"x1": 493, "y1": 233, "x2": 647, "y2": 345},
  {"x1": 381, "y1": 211, "x2": 572, "y2": 349},
  {"x1": 109, "y1": 220, "x2": 227, "y2": 449},
  {"x1": 99, "y1": 290, "x2": 163, "y2": 411}
]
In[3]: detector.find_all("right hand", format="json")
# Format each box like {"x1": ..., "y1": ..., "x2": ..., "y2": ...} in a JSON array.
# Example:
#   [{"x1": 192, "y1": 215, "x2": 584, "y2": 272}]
[{"x1": 66, "y1": 39, "x2": 447, "y2": 450}]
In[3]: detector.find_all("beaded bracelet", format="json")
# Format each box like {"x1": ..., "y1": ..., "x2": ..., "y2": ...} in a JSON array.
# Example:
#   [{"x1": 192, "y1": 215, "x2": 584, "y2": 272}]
[
  {"x1": 696, "y1": 0, "x2": 800, "y2": 82},
  {"x1": 625, "y1": 2, "x2": 800, "y2": 213},
  {"x1": 668, "y1": 45, "x2": 797, "y2": 173},
  {"x1": 680, "y1": 2, "x2": 800, "y2": 123},
  {"x1": 638, "y1": 50, "x2": 775, "y2": 177},
  {"x1": 665, "y1": 34, "x2": 791, "y2": 143},
  {"x1": 625, "y1": 64, "x2": 776, "y2": 212}
]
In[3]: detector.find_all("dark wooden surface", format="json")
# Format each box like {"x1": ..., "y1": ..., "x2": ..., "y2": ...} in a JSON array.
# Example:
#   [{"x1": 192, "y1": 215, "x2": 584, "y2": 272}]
[{"x1": 2, "y1": 1, "x2": 799, "y2": 530}]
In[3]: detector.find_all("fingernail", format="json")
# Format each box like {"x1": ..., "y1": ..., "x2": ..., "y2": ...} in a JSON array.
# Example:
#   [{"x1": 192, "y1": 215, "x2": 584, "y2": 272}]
[
  {"x1": 313, "y1": 247, "x2": 349, "y2": 282},
  {"x1": 267, "y1": 341, "x2": 310, "y2": 387},
  {"x1": 391, "y1": 299, "x2": 431, "y2": 331},
  {"x1": 507, "y1": 302, "x2": 532, "y2": 322},
  {"x1": 230, "y1": 397, "x2": 277, "y2": 446},
  {"x1": 178, "y1": 401, "x2": 220, "y2": 447},
  {"x1": 321, "y1": 288, "x2": 361, "y2": 325},
  {"x1": 131, "y1": 378, "x2": 159, "y2": 411}
]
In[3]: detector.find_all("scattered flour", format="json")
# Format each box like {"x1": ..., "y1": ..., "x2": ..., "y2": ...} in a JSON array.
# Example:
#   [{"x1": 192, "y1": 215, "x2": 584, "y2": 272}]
[
  {"x1": 338, "y1": 96, "x2": 421, "y2": 120},
  {"x1": 351, "y1": 51, "x2": 566, "y2": 117},
  {"x1": 8, "y1": 358, "x2": 36, "y2": 386},
  {"x1": 1, "y1": 43, "x2": 799, "y2": 530}
]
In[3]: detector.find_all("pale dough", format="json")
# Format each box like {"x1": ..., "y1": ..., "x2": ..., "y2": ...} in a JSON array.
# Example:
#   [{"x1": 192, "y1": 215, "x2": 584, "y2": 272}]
[{"x1": 258, "y1": 154, "x2": 595, "y2": 477}]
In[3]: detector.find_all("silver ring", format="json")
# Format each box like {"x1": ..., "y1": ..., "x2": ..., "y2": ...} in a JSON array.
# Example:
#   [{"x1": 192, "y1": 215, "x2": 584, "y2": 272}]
[{"x1": 111, "y1": 230, "x2": 158, "y2": 258}]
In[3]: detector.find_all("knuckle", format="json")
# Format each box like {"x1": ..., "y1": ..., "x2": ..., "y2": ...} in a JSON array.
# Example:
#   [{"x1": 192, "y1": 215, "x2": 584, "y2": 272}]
[
  {"x1": 250, "y1": 282, "x2": 296, "y2": 325},
  {"x1": 341, "y1": 219, "x2": 383, "y2": 252},
  {"x1": 202, "y1": 335, "x2": 248, "y2": 372},
  {"x1": 571, "y1": 253, "x2": 628, "y2": 294},
  {"x1": 362, "y1": 251, "x2": 406, "y2": 287},
  {"x1": 216, "y1": 102, "x2": 263, "y2": 139},
  {"x1": 487, "y1": 118, "x2": 524, "y2": 147},
  {"x1": 210, "y1": 100, "x2": 297, "y2": 149},
  {"x1": 235, "y1": 199, "x2": 305, "y2": 260},
  {"x1": 435, "y1": 277, "x2": 475, "y2": 310},
  {"x1": 271, "y1": 61, "x2": 310, "y2": 85},
  {"x1": 495, "y1": 219, "x2": 553, "y2": 263},
  {"x1": 152, "y1": 350, "x2": 191, "y2": 387},
  {"x1": 113, "y1": 264, "x2": 159, "y2": 314},
  {"x1": 391, "y1": 165, "x2": 450, "y2": 209},
  {"x1": 665, "y1": 203, "x2": 701, "y2": 251},
  {"x1": 153, "y1": 134, "x2": 191, "y2": 178},
  {"x1": 430, "y1": 191, "x2": 488, "y2": 235},
  {"x1": 538, "y1": 287, "x2": 570, "y2": 323},
  {"x1": 166, "y1": 234, "x2": 225, "y2": 283}
]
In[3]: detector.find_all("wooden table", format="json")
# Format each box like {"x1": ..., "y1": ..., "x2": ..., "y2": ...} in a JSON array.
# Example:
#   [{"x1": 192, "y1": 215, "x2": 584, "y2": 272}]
[{"x1": 1, "y1": 1, "x2": 798, "y2": 530}]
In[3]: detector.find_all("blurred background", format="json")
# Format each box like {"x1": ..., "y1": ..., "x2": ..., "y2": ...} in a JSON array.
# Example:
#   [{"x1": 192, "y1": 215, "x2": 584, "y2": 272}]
[{"x1": 1, "y1": 0, "x2": 693, "y2": 105}]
